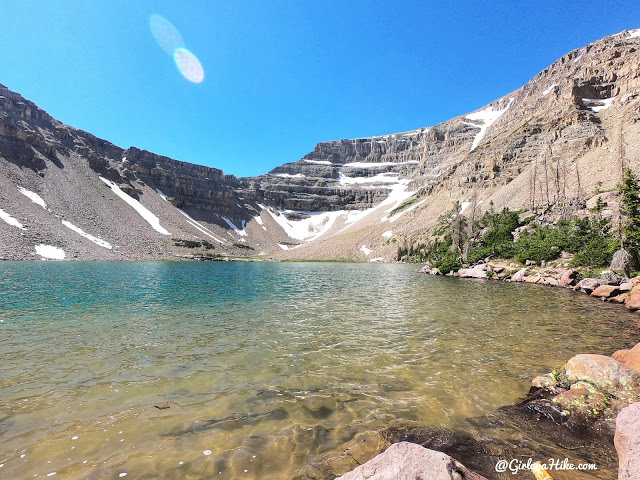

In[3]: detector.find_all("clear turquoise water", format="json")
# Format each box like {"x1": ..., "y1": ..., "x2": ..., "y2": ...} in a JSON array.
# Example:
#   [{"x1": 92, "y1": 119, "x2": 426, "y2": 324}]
[{"x1": 0, "y1": 261, "x2": 637, "y2": 479}]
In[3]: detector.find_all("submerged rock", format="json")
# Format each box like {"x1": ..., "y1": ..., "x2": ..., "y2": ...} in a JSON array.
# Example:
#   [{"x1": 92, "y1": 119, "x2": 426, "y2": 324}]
[{"x1": 335, "y1": 442, "x2": 487, "y2": 480}]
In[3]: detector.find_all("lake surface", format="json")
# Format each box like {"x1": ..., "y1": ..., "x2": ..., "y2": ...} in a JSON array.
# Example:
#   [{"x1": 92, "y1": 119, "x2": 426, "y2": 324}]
[{"x1": 0, "y1": 261, "x2": 638, "y2": 479}]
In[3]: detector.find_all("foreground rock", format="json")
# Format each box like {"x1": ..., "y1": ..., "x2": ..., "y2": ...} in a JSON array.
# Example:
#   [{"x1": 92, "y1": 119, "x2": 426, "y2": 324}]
[
  {"x1": 626, "y1": 284, "x2": 640, "y2": 310},
  {"x1": 615, "y1": 402, "x2": 640, "y2": 480},
  {"x1": 526, "y1": 354, "x2": 640, "y2": 434},
  {"x1": 613, "y1": 343, "x2": 640, "y2": 373},
  {"x1": 335, "y1": 442, "x2": 486, "y2": 480}
]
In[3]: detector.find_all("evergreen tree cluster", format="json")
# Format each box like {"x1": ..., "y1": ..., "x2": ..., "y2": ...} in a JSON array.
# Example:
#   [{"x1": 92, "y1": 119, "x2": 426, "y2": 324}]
[{"x1": 398, "y1": 168, "x2": 640, "y2": 272}]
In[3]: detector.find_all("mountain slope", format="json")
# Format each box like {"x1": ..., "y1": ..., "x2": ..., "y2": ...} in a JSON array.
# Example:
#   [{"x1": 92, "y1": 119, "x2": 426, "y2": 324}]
[{"x1": 1, "y1": 29, "x2": 640, "y2": 261}]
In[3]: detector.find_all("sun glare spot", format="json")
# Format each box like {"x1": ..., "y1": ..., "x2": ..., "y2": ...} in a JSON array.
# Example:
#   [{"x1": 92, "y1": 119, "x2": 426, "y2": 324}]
[
  {"x1": 149, "y1": 14, "x2": 184, "y2": 55},
  {"x1": 174, "y1": 48, "x2": 205, "y2": 83}
]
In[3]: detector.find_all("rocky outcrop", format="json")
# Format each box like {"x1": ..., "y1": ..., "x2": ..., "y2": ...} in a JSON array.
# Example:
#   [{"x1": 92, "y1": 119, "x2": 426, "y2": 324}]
[{"x1": 335, "y1": 442, "x2": 486, "y2": 480}]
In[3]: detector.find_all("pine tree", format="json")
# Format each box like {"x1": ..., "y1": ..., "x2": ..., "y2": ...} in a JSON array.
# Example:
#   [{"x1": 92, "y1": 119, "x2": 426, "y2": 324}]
[{"x1": 618, "y1": 168, "x2": 640, "y2": 265}]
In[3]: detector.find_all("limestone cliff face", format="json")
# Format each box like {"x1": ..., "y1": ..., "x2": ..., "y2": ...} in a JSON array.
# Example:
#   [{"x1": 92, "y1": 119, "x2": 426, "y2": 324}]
[{"x1": 1, "y1": 29, "x2": 640, "y2": 260}]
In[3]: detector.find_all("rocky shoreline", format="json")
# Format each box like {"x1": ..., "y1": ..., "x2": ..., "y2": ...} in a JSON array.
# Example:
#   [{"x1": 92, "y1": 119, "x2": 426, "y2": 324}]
[
  {"x1": 413, "y1": 262, "x2": 640, "y2": 478},
  {"x1": 314, "y1": 262, "x2": 640, "y2": 479}
]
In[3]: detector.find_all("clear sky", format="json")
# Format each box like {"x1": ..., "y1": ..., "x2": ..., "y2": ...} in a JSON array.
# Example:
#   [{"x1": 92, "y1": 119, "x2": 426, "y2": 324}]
[{"x1": 1, "y1": 1, "x2": 639, "y2": 177}]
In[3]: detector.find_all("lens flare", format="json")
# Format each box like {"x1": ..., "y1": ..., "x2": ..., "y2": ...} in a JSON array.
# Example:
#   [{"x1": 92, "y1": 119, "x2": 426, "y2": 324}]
[
  {"x1": 149, "y1": 14, "x2": 185, "y2": 55},
  {"x1": 174, "y1": 48, "x2": 205, "y2": 84}
]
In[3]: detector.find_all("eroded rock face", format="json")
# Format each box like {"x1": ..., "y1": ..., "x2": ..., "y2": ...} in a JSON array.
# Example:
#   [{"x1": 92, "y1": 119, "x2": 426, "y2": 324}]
[
  {"x1": 615, "y1": 402, "x2": 640, "y2": 480},
  {"x1": 335, "y1": 442, "x2": 487, "y2": 480}
]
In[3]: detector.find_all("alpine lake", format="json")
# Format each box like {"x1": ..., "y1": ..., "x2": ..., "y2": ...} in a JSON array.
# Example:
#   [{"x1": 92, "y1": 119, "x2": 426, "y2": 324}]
[{"x1": 1, "y1": 261, "x2": 637, "y2": 479}]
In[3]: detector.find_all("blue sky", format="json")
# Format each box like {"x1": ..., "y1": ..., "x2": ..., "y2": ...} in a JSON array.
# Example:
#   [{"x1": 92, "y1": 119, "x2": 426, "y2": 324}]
[{"x1": 1, "y1": 1, "x2": 639, "y2": 177}]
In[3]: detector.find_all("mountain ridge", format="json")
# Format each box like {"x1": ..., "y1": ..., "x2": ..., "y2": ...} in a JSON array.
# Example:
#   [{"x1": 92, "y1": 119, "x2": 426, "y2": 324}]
[{"x1": 1, "y1": 28, "x2": 640, "y2": 260}]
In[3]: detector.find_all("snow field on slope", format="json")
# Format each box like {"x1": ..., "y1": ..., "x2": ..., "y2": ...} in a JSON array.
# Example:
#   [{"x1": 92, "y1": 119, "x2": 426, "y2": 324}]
[
  {"x1": 18, "y1": 187, "x2": 47, "y2": 208},
  {"x1": 62, "y1": 221, "x2": 112, "y2": 249},
  {"x1": 100, "y1": 178, "x2": 170, "y2": 235},
  {"x1": 0, "y1": 208, "x2": 26, "y2": 230}
]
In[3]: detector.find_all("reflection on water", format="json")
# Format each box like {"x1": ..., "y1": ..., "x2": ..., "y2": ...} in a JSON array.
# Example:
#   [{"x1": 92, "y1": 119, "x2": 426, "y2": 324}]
[{"x1": 0, "y1": 262, "x2": 637, "y2": 479}]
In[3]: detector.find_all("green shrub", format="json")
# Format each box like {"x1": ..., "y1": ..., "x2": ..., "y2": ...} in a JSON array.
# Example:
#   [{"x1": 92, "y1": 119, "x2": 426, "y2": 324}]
[
  {"x1": 434, "y1": 250, "x2": 461, "y2": 274},
  {"x1": 233, "y1": 243, "x2": 255, "y2": 250},
  {"x1": 173, "y1": 239, "x2": 202, "y2": 248}
]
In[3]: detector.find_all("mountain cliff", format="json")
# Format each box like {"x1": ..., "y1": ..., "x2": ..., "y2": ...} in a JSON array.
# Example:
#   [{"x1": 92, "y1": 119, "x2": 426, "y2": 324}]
[{"x1": 1, "y1": 29, "x2": 640, "y2": 261}]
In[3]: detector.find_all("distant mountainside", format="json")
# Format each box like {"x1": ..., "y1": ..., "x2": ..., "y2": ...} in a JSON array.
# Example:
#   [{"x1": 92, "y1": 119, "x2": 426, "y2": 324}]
[{"x1": 2, "y1": 29, "x2": 640, "y2": 261}]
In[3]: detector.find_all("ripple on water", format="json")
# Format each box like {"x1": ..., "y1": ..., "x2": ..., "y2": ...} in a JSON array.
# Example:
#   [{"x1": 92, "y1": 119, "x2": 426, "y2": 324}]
[{"x1": 0, "y1": 262, "x2": 637, "y2": 479}]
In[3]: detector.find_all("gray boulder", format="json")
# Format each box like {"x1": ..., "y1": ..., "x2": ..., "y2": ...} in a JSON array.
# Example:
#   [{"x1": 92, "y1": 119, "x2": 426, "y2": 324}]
[
  {"x1": 335, "y1": 442, "x2": 487, "y2": 480},
  {"x1": 611, "y1": 249, "x2": 631, "y2": 277},
  {"x1": 575, "y1": 278, "x2": 605, "y2": 294},
  {"x1": 457, "y1": 264, "x2": 488, "y2": 279}
]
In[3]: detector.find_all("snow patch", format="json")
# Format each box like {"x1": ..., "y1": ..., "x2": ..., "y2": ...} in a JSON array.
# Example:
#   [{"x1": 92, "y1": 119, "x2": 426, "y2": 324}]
[
  {"x1": 459, "y1": 201, "x2": 472, "y2": 214},
  {"x1": 254, "y1": 215, "x2": 267, "y2": 231},
  {"x1": 573, "y1": 53, "x2": 582, "y2": 63},
  {"x1": 381, "y1": 230, "x2": 393, "y2": 239},
  {"x1": 369, "y1": 257, "x2": 384, "y2": 262},
  {"x1": 265, "y1": 208, "x2": 343, "y2": 242},
  {"x1": 221, "y1": 217, "x2": 247, "y2": 236},
  {"x1": 583, "y1": 97, "x2": 615, "y2": 112},
  {"x1": 0, "y1": 208, "x2": 26, "y2": 230},
  {"x1": 156, "y1": 189, "x2": 168, "y2": 201},
  {"x1": 35, "y1": 244, "x2": 65, "y2": 260},
  {"x1": 542, "y1": 84, "x2": 557, "y2": 97},
  {"x1": 100, "y1": 177, "x2": 170, "y2": 235},
  {"x1": 62, "y1": 221, "x2": 112, "y2": 249},
  {"x1": 386, "y1": 197, "x2": 428, "y2": 223},
  {"x1": 463, "y1": 98, "x2": 514, "y2": 151},
  {"x1": 342, "y1": 160, "x2": 419, "y2": 168},
  {"x1": 360, "y1": 245, "x2": 372, "y2": 255},
  {"x1": 18, "y1": 187, "x2": 46, "y2": 208},
  {"x1": 629, "y1": 28, "x2": 640, "y2": 38},
  {"x1": 334, "y1": 179, "x2": 416, "y2": 230},
  {"x1": 273, "y1": 173, "x2": 305, "y2": 178},
  {"x1": 339, "y1": 172, "x2": 402, "y2": 185},
  {"x1": 178, "y1": 209, "x2": 225, "y2": 244},
  {"x1": 302, "y1": 160, "x2": 339, "y2": 166}
]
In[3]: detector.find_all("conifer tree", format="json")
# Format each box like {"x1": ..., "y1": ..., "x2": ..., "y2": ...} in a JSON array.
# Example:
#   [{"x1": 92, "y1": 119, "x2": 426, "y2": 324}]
[{"x1": 619, "y1": 168, "x2": 640, "y2": 265}]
